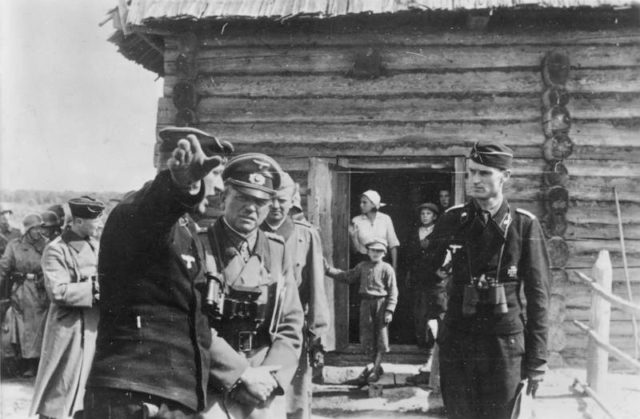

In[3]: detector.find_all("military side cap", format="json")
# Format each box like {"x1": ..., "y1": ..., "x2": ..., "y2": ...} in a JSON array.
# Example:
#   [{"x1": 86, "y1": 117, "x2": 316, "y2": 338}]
[
  {"x1": 0, "y1": 206, "x2": 12, "y2": 215},
  {"x1": 223, "y1": 153, "x2": 283, "y2": 200},
  {"x1": 366, "y1": 238, "x2": 388, "y2": 252},
  {"x1": 41, "y1": 211, "x2": 60, "y2": 227},
  {"x1": 23, "y1": 213, "x2": 43, "y2": 231},
  {"x1": 68, "y1": 196, "x2": 105, "y2": 219},
  {"x1": 417, "y1": 202, "x2": 439, "y2": 216},
  {"x1": 158, "y1": 126, "x2": 234, "y2": 155},
  {"x1": 156, "y1": 126, "x2": 234, "y2": 171},
  {"x1": 469, "y1": 141, "x2": 514, "y2": 170}
]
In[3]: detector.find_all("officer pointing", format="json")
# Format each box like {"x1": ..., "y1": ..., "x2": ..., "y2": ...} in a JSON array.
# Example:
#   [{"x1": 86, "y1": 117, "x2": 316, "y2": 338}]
[
  {"x1": 427, "y1": 141, "x2": 550, "y2": 419},
  {"x1": 86, "y1": 129, "x2": 279, "y2": 419}
]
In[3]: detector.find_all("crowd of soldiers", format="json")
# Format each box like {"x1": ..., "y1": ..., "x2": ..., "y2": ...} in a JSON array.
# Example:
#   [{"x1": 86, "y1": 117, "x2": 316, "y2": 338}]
[{"x1": 0, "y1": 127, "x2": 550, "y2": 419}]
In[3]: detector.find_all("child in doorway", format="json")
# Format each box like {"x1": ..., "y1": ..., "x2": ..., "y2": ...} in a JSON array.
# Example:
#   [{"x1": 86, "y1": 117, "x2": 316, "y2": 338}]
[{"x1": 324, "y1": 238, "x2": 398, "y2": 384}]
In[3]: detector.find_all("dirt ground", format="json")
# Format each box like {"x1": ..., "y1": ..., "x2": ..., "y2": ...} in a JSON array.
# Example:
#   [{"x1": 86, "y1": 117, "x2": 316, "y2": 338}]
[{"x1": 2, "y1": 366, "x2": 638, "y2": 419}]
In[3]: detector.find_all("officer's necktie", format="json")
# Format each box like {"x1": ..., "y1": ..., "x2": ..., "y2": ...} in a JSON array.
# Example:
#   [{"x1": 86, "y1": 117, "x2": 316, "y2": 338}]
[{"x1": 238, "y1": 241, "x2": 250, "y2": 262}]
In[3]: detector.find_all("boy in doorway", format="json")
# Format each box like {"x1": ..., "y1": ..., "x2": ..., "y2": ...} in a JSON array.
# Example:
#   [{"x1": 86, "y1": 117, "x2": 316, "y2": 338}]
[{"x1": 324, "y1": 239, "x2": 398, "y2": 385}]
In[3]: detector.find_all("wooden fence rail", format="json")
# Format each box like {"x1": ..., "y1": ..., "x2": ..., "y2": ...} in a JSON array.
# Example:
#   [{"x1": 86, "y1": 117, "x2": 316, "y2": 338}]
[
  {"x1": 574, "y1": 271, "x2": 640, "y2": 318},
  {"x1": 572, "y1": 249, "x2": 640, "y2": 408}
]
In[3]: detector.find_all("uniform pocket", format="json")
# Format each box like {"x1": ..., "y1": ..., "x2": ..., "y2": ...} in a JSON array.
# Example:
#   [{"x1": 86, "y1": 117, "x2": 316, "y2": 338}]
[{"x1": 502, "y1": 332, "x2": 525, "y2": 357}]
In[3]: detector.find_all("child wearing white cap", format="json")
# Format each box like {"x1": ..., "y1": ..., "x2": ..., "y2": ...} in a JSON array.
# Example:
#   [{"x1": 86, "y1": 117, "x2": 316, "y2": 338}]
[{"x1": 325, "y1": 238, "x2": 398, "y2": 385}]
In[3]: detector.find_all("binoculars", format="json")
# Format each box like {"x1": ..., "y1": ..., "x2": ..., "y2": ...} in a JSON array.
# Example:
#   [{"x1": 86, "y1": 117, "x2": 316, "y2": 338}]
[{"x1": 462, "y1": 276, "x2": 508, "y2": 317}]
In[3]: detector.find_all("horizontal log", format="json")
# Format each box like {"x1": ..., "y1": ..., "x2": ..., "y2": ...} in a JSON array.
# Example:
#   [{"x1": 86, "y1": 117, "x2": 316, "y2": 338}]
[
  {"x1": 183, "y1": 29, "x2": 640, "y2": 48},
  {"x1": 564, "y1": 282, "x2": 640, "y2": 308},
  {"x1": 566, "y1": 319, "x2": 639, "y2": 337},
  {"x1": 568, "y1": 268, "x2": 640, "y2": 284},
  {"x1": 566, "y1": 201, "x2": 640, "y2": 224},
  {"x1": 566, "y1": 223, "x2": 640, "y2": 241},
  {"x1": 156, "y1": 118, "x2": 640, "y2": 151},
  {"x1": 510, "y1": 158, "x2": 640, "y2": 178},
  {"x1": 158, "y1": 95, "x2": 640, "y2": 124},
  {"x1": 163, "y1": 68, "x2": 640, "y2": 97},
  {"x1": 504, "y1": 177, "x2": 640, "y2": 204},
  {"x1": 165, "y1": 44, "x2": 640, "y2": 74}
]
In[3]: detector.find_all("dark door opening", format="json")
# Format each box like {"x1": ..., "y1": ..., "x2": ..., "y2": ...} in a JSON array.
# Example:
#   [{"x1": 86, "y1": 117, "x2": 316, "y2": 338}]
[{"x1": 349, "y1": 169, "x2": 452, "y2": 345}]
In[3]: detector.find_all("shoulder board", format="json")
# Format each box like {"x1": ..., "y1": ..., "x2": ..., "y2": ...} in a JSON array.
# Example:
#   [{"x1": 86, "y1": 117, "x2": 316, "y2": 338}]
[
  {"x1": 293, "y1": 219, "x2": 312, "y2": 228},
  {"x1": 445, "y1": 204, "x2": 465, "y2": 213},
  {"x1": 516, "y1": 208, "x2": 536, "y2": 219},
  {"x1": 264, "y1": 231, "x2": 285, "y2": 244}
]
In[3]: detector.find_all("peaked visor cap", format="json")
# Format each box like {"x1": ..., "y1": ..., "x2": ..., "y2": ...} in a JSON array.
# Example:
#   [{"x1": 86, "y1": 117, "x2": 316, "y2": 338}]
[
  {"x1": 366, "y1": 238, "x2": 388, "y2": 252},
  {"x1": 469, "y1": 141, "x2": 514, "y2": 170},
  {"x1": 223, "y1": 153, "x2": 283, "y2": 200},
  {"x1": 68, "y1": 196, "x2": 105, "y2": 219}
]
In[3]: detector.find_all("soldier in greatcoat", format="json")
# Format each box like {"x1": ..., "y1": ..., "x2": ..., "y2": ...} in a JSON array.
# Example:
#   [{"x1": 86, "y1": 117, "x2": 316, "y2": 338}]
[
  {"x1": 85, "y1": 130, "x2": 278, "y2": 419},
  {"x1": 201, "y1": 153, "x2": 304, "y2": 419},
  {"x1": 261, "y1": 172, "x2": 330, "y2": 419},
  {"x1": 0, "y1": 213, "x2": 49, "y2": 377},
  {"x1": 0, "y1": 207, "x2": 21, "y2": 256},
  {"x1": 30, "y1": 197, "x2": 105, "y2": 419},
  {"x1": 426, "y1": 141, "x2": 550, "y2": 419}
]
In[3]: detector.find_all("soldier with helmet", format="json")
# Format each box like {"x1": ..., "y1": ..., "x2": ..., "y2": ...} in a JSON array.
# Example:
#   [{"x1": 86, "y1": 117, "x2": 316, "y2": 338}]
[
  {"x1": 40, "y1": 211, "x2": 62, "y2": 241},
  {"x1": 31, "y1": 197, "x2": 105, "y2": 419},
  {"x1": 426, "y1": 141, "x2": 550, "y2": 419},
  {"x1": 0, "y1": 213, "x2": 50, "y2": 377},
  {"x1": 202, "y1": 153, "x2": 304, "y2": 419},
  {"x1": 261, "y1": 172, "x2": 330, "y2": 419}
]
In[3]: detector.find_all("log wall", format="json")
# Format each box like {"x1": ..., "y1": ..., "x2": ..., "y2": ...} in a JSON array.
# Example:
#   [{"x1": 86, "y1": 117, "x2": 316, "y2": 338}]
[{"x1": 157, "y1": 24, "x2": 640, "y2": 368}]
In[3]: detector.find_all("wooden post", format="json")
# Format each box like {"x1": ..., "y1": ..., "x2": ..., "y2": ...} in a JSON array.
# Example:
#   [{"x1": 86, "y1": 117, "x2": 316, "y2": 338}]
[{"x1": 587, "y1": 250, "x2": 612, "y2": 393}]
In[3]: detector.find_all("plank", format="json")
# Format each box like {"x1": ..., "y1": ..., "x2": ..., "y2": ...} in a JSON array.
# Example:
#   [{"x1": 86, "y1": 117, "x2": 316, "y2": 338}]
[
  {"x1": 163, "y1": 68, "x2": 640, "y2": 97},
  {"x1": 505, "y1": 178, "x2": 640, "y2": 204},
  {"x1": 157, "y1": 95, "x2": 640, "y2": 123},
  {"x1": 566, "y1": 201, "x2": 640, "y2": 224},
  {"x1": 165, "y1": 44, "x2": 640, "y2": 74}
]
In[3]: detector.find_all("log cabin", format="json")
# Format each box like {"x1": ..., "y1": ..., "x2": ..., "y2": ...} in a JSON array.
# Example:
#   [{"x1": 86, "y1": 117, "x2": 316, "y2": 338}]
[{"x1": 107, "y1": 0, "x2": 640, "y2": 369}]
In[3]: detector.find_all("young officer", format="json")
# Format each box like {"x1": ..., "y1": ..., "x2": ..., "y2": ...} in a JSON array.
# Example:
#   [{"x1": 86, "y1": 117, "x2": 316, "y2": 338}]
[
  {"x1": 426, "y1": 141, "x2": 550, "y2": 419},
  {"x1": 325, "y1": 238, "x2": 398, "y2": 385}
]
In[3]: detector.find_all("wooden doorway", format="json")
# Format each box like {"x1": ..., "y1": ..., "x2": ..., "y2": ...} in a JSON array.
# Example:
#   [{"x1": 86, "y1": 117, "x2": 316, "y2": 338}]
[{"x1": 309, "y1": 156, "x2": 466, "y2": 352}]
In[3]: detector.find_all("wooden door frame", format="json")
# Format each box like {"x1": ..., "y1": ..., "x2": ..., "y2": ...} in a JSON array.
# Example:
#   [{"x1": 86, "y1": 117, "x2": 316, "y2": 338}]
[{"x1": 309, "y1": 156, "x2": 466, "y2": 353}]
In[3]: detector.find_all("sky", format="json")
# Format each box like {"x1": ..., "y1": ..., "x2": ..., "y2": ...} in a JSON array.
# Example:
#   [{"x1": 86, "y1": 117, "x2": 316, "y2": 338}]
[{"x1": 1, "y1": 0, "x2": 162, "y2": 192}]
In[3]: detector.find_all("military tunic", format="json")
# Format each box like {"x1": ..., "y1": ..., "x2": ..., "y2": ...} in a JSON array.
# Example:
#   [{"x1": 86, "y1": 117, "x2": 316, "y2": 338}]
[
  {"x1": 30, "y1": 229, "x2": 99, "y2": 418},
  {"x1": 262, "y1": 217, "x2": 331, "y2": 419},
  {"x1": 87, "y1": 171, "x2": 248, "y2": 415},
  {"x1": 0, "y1": 235, "x2": 49, "y2": 359},
  {"x1": 202, "y1": 219, "x2": 304, "y2": 419},
  {"x1": 427, "y1": 200, "x2": 550, "y2": 419},
  {"x1": 0, "y1": 226, "x2": 21, "y2": 258}
]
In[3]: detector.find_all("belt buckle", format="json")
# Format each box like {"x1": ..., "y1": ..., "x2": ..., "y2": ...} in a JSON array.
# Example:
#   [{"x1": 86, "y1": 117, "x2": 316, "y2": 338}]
[{"x1": 238, "y1": 331, "x2": 255, "y2": 352}]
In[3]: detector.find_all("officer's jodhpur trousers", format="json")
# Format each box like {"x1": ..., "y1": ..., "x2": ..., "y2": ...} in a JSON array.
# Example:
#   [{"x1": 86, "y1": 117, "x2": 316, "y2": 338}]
[{"x1": 439, "y1": 326, "x2": 524, "y2": 419}]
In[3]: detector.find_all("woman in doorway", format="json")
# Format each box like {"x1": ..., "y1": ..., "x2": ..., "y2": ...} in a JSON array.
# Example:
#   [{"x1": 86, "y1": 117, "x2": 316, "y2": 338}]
[{"x1": 349, "y1": 190, "x2": 400, "y2": 271}]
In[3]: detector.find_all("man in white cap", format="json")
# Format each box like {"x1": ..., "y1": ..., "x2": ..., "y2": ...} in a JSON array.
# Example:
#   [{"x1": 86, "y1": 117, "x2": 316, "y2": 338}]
[
  {"x1": 261, "y1": 172, "x2": 330, "y2": 419},
  {"x1": 349, "y1": 190, "x2": 400, "y2": 271}
]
